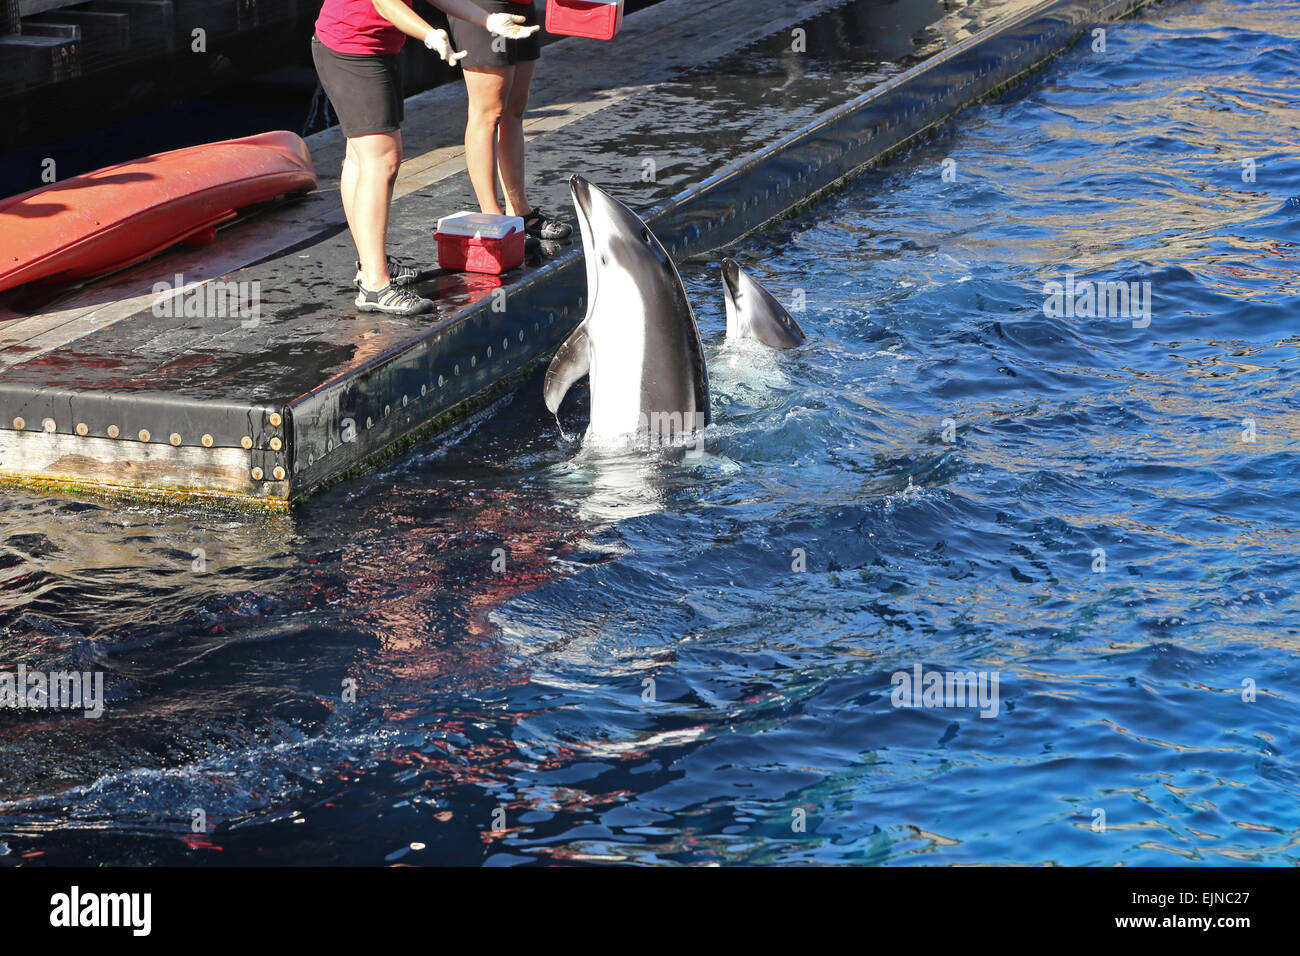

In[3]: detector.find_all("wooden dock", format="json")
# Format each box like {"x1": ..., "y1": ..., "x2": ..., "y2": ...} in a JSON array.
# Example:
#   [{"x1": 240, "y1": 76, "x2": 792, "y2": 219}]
[{"x1": 0, "y1": 0, "x2": 1156, "y2": 506}]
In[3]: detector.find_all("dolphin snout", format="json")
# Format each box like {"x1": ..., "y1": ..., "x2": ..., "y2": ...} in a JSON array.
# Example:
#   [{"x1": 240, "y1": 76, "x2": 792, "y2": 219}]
[
  {"x1": 721, "y1": 258, "x2": 742, "y2": 295},
  {"x1": 569, "y1": 175, "x2": 593, "y2": 222}
]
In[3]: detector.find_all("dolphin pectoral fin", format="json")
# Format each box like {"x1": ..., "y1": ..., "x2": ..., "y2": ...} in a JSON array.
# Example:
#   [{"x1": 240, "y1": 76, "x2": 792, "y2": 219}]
[{"x1": 543, "y1": 320, "x2": 591, "y2": 415}]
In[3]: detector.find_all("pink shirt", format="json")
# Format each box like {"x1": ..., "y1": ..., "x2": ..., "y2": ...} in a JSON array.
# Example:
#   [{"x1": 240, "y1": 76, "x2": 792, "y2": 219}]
[{"x1": 315, "y1": 0, "x2": 412, "y2": 56}]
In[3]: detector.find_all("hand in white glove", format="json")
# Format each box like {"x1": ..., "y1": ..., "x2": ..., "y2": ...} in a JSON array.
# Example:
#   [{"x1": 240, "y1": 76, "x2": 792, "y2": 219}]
[
  {"x1": 424, "y1": 28, "x2": 467, "y2": 65},
  {"x1": 485, "y1": 12, "x2": 540, "y2": 40}
]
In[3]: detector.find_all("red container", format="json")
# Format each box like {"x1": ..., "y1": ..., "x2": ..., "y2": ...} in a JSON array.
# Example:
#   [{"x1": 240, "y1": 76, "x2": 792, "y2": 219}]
[
  {"x1": 434, "y1": 212, "x2": 525, "y2": 275},
  {"x1": 545, "y1": 0, "x2": 624, "y2": 41}
]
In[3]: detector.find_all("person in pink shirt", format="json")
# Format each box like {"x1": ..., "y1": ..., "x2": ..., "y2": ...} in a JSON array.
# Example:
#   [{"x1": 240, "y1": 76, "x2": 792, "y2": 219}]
[{"x1": 313, "y1": 0, "x2": 538, "y2": 316}]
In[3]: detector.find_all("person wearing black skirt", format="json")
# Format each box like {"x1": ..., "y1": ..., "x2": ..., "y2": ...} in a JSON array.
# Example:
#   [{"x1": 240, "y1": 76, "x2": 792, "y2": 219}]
[{"x1": 445, "y1": 0, "x2": 573, "y2": 241}]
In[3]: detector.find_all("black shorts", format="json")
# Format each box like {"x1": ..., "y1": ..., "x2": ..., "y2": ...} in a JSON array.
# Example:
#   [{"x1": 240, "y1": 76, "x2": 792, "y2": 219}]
[
  {"x1": 311, "y1": 36, "x2": 404, "y2": 138},
  {"x1": 446, "y1": 0, "x2": 541, "y2": 69}
]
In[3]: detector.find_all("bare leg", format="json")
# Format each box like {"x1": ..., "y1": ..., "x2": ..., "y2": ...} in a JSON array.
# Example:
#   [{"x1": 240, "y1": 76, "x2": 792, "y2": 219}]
[
  {"x1": 343, "y1": 130, "x2": 403, "y2": 290},
  {"x1": 462, "y1": 65, "x2": 511, "y2": 216},
  {"x1": 497, "y1": 58, "x2": 535, "y2": 217},
  {"x1": 341, "y1": 138, "x2": 359, "y2": 231}
]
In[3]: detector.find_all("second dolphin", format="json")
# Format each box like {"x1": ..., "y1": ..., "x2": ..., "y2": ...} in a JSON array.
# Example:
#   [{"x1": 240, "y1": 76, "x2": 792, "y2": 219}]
[{"x1": 721, "y1": 257, "x2": 806, "y2": 349}]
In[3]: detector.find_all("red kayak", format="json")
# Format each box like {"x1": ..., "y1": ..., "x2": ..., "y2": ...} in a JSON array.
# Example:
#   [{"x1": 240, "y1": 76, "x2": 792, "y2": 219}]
[{"x1": 0, "y1": 130, "x2": 317, "y2": 294}]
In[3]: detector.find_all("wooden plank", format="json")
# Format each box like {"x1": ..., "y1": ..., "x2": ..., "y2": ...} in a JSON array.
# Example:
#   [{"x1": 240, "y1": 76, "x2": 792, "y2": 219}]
[
  {"x1": 0, "y1": 429, "x2": 288, "y2": 503},
  {"x1": 17, "y1": 0, "x2": 82, "y2": 17}
]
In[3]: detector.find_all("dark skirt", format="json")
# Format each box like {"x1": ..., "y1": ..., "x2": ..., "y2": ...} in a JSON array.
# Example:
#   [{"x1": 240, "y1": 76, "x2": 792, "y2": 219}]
[
  {"x1": 446, "y1": 0, "x2": 542, "y2": 68},
  {"x1": 311, "y1": 36, "x2": 404, "y2": 138}
]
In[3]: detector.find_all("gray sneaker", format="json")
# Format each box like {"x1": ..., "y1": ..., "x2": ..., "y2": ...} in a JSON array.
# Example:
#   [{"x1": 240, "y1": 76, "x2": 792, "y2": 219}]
[
  {"x1": 354, "y1": 256, "x2": 420, "y2": 287},
  {"x1": 355, "y1": 282, "x2": 435, "y2": 316},
  {"x1": 523, "y1": 208, "x2": 572, "y2": 241}
]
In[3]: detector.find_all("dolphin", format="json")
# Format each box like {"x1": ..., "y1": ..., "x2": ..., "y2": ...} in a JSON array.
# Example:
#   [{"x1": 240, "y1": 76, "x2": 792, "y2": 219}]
[
  {"x1": 721, "y1": 258, "x2": 806, "y2": 349},
  {"x1": 544, "y1": 175, "x2": 710, "y2": 448}
]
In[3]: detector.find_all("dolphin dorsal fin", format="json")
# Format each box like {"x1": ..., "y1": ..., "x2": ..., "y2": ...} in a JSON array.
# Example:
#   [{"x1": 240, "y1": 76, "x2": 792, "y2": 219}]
[{"x1": 543, "y1": 320, "x2": 591, "y2": 415}]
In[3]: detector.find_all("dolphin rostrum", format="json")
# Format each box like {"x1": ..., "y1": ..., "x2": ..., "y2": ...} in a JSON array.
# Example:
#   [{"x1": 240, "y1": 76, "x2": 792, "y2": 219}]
[
  {"x1": 721, "y1": 257, "x2": 806, "y2": 349},
  {"x1": 544, "y1": 175, "x2": 710, "y2": 448}
]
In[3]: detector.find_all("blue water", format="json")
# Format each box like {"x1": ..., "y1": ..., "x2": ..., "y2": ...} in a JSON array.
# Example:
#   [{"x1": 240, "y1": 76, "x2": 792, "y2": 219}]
[{"x1": 1, "y1": 0, "x2": 1298, "y2": 865}]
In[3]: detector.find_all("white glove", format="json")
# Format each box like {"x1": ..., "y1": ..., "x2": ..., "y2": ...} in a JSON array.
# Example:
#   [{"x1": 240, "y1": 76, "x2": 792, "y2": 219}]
[
  {"x1": 485, "y1": 12, "x2": 540, "y2": 40},
  {"x1": 424, "y1": 28, "x2": 467, "y2": 65}
]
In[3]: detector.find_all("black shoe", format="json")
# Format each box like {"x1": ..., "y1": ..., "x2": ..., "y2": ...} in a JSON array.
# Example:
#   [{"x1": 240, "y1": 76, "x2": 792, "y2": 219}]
[
  {"x1": 354, "y1": 256, "x2": 420, "y2": 287},
  {"x1": 525, "y1": 235, "x2": 564, "y2": 260},
  {"x1": 355, "y1": 282, "x2": 435, "y2": 316},
  {"x1": 522, "y1": 207, "x2": 572, "y2": 241}
]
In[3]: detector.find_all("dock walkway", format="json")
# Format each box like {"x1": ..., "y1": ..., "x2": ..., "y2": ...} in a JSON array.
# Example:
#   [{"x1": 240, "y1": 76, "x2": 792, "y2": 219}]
[{"x1": 0, "y1": 0, "x2": 1153, "y2": 505}]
